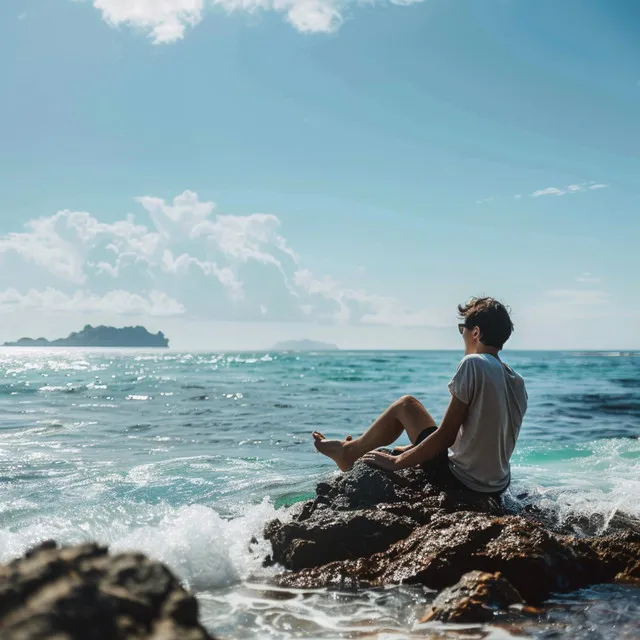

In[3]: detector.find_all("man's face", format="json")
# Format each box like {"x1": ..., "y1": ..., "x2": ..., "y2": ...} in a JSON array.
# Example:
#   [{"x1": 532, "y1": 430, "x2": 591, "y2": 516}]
[{"x1": 459, "y1": 323, "x2": 479, "y2": 354}]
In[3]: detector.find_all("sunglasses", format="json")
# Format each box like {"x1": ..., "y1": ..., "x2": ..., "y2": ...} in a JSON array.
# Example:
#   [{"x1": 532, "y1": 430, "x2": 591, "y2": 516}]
[{"x1": 458, "y1": 323, "x2": 466, "y2": 335}]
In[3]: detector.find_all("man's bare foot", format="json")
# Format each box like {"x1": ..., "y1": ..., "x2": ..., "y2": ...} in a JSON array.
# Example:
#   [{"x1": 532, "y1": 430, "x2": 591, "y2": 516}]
[{"x1": 312, "y1": 431, "x2": 358, "y2": 472}]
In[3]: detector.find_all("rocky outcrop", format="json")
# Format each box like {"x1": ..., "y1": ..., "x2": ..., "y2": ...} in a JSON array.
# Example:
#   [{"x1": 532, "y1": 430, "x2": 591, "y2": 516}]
[
  {"x1": 420, "y1": 570, "x2": 523, "y2": 623},
  {"x1": 264, "y1": 508, "x2": 416, "y2": 570},
  {"x1": 0, "y1": 541, "x2": 215, "y2": 640},
  {"x1": 264, "y1": 460, "x2": 640, "y2": 615}
]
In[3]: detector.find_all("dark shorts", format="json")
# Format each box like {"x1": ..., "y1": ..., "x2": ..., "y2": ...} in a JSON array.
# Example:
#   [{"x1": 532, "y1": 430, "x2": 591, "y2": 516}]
[{"x1": 412, "y1": 427, "x2": 506, "y2": 498}]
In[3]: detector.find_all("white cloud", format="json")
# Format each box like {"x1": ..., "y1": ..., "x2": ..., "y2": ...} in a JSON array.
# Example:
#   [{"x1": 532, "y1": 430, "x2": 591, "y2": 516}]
[
  {"x1": 0, "y1": 288, "x2": 185, "y2": 316},
  {"x1": 531, "y1": 187, "x2": 566, "y2": 197},
  {"x1": 284, "y1": 0, "x2": 343, "y2": 32},
  {"x1": 92, "y1": 0, "x2": 205, "y2": 44},
  {"x1": 576, "y1": 272, "x2": 602, "y2": 284},
  {"x1": 0, "y1": 216, "x2": 85, "y2": 283},
  {"x1": 292, "y1": 268, "x2": 441, "y2": 326},
  {"x1": 530, "y1": 182, "x2": 609, "y2": 197},
  {"x1": 545, "y1": 288, "x2": 609, "y2": 306},
  {"x1": 0, "y1": 190, "x2": 440, "y2": 329},
  {"x1": 85, "y1": 0, "x2": 426, "y2": 42}
]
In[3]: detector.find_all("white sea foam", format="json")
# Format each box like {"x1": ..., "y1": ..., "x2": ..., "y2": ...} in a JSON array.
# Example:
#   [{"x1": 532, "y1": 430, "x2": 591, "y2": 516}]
[
  {"x1": 0, "y1": 498, "x2": 286, "y2": 593},
  {"x1": 510, "y1": 437, "x2": 640, "y2": 531},
  {"x1": 111, "y1": 499, "x2": 284, "y2": 590}
]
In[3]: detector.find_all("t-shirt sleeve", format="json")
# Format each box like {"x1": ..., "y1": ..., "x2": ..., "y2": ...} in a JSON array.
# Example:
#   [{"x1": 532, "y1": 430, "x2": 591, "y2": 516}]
[{"x1": 448, "y1": 357, "x2": 476, "y2": 405}]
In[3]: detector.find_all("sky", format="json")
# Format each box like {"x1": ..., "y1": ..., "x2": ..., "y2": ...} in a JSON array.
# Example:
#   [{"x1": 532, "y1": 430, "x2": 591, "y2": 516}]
[{"x1": 1, "y1": 0, "x2": 639, "y2": 350}]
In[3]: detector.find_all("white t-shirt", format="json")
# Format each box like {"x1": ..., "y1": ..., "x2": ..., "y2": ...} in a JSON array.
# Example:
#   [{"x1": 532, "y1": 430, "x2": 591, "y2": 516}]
[{"x1": 447, "y1": 353, "x2": 527, "y2": 493}]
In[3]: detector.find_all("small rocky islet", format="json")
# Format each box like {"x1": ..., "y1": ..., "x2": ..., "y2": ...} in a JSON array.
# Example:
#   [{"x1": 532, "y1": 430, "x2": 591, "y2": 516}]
[
  {"x1": 1, "y1": 461, "x2": 638, "y2": 637},
  {"x1": 3, "y1": 325, "x2": 169, "y2": 348}
]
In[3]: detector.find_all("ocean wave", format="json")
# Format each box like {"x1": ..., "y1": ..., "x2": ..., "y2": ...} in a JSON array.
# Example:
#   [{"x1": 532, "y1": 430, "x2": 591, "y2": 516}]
[
  {"x1": 0, "y1": 498, "x2": 285, "y2": 592},
  {"x1": 511, "y1": 438, "x2": 640, "y2": 534}
]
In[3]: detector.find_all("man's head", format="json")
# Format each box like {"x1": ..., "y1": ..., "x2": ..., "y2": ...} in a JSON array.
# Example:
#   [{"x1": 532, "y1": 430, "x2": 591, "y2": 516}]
[{"x1": 457, "y1": 297, "x2": 514, "y2": 354}]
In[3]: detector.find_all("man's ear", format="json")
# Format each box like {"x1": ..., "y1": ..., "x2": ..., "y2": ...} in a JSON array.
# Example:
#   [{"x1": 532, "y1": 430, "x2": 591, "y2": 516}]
[{"x1": 473, "y1": 326, "x2": 481, "y2": 341}]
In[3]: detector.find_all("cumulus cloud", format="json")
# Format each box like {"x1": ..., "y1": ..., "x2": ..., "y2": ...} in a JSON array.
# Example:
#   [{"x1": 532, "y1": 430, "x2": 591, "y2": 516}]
[
  {"x1": 92, "y1": 0, "x2": 205, "y2": 44},
  {"x1": 530, "y1": 182, "x2": 609, "y2": 197},
  {"x1": 0, "y1": 190, "x2": 438, "y2": 328},
  {"x1": 86, "y1": 0, "x2": 426, "y2": 43}
]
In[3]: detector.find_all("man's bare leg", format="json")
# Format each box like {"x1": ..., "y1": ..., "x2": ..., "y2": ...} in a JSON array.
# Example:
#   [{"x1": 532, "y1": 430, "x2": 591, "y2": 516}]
[{"x1": 312, "y1": 395, "x2": 437, "y2": 471}]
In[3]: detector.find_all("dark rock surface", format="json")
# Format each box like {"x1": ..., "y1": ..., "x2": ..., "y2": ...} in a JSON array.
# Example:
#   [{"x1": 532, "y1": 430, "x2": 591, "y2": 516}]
[
  {"x1": 264, "y1": 508, "x2": 416, "y2": 570},
  {"x1": 420, "y1": 570, "x2": 523, "y2": 623},
  {"x1": 264, "y1": 460, "x2": 640, "y2": 610},
  {"x1": 0, "y1": 541, "x2": 215, "y2": 640}
]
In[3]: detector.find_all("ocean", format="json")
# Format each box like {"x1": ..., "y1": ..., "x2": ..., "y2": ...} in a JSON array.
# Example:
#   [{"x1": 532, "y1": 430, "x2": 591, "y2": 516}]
[{"x1": 0, "y1": 348, "x2": 638, "y2": 638}]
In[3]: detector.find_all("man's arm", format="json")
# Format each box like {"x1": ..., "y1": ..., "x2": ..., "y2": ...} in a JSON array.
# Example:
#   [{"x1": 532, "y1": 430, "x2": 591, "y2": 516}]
[
  {"x1": 395, "y1": 394, "x2": 468, "y2": 468},
  {"x1": 362, "y1": 394, "x2": 469, "y2": 471}
]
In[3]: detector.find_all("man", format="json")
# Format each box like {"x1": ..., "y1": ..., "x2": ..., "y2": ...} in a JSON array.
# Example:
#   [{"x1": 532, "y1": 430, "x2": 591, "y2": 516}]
[{"x1": 312, "y1": 297, "x2": 527, "y2": 495}]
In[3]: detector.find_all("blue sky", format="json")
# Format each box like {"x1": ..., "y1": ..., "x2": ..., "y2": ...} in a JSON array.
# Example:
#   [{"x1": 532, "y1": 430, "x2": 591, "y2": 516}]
[{"x1": 1, "y1": 0, "x2": 639, "y2": 350}]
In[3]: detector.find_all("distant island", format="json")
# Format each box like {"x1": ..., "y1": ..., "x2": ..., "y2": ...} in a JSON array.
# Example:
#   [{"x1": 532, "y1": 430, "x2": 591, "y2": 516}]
[
  {"x1": 272, "y1": 339, "x2": 339, "y2": 351},
  {"x1": 3, "y1": 325, "x2": 169, "y2": 348}
]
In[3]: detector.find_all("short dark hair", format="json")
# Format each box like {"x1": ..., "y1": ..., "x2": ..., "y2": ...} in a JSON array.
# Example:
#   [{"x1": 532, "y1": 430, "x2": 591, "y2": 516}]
[{"x1": 458, "y1": 297, "x2": 514, "y2": 350}]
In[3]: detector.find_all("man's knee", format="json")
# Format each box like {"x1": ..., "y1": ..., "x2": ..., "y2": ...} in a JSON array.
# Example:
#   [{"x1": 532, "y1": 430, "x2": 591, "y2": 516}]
[{"x1": 396, "y1": 395, "x2": 422, "y2": 411}]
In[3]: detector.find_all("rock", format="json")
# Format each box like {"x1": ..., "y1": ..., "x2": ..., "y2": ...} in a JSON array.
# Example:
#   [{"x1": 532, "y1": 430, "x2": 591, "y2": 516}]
[
  {"x1": 519, "y1": 502, "x2": 640, "y2": 537},
  {"x1": 570, "y1": 529, "x2": 640, "y2": 584},
  {"x1": 264, "y1": 461, "x2": 640, "y2": 617},
  {"x1": 420, "y1": 570, "x2": 523, "y2": 623},
  {"x1": 0, "y1": 541, "x2": 216, "y2": 640},
  {"x1": 275, "y1": 511, "x2": 640, "y2": 604},
  {"x1": 264, "y1": 508, "x2": 417, "y2": 570},
  {"x1": 308, "y1": 460, "x2": 508, "y2": 515},
  {"x1": 323, "y1": 461, "x2": 400, "y2": 509}
]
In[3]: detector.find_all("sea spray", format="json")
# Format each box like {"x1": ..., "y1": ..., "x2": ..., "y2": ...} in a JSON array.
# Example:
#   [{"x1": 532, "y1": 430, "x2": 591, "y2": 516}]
[{"x1": 111, "y1": 499, "x2": 288, "y2": 590}]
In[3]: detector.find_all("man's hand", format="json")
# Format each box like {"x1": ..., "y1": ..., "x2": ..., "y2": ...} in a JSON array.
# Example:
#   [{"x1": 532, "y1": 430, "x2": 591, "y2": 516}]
[
  {"x1": 391, "y1": 444, "x2": 413, "y2": 455},
  {"x1": 362, "y1": 450, "x2": 398, "y2": 471}
]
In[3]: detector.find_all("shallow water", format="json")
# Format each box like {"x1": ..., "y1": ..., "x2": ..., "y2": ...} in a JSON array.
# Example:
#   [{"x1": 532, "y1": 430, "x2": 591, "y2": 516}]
[{"x1": 0, "y1": 349, "x2": 638, "y2": 638}]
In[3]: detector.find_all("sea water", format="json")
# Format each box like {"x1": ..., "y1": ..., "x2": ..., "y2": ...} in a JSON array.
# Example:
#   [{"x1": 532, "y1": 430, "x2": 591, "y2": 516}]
[{"x1": 0, "y1": 349, "x2": 638, "y2": 638}]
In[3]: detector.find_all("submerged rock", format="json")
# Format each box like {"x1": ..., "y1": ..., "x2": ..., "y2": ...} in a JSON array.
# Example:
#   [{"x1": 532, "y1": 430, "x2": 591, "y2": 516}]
[
  {"x1": 420, "y1": 570, "x2": 523, "y2": 623},
  {"x1": 0, "y1": 541, "x2": 216, "y2": 640}
]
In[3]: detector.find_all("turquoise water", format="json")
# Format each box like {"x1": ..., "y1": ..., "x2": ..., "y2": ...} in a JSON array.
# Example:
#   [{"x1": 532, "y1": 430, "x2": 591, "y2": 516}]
[{"x1": 0, "y1": 348, "x2": 638, "y2": 638}]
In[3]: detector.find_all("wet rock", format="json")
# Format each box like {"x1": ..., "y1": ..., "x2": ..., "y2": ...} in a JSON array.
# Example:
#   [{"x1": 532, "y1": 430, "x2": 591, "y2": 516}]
[
  {"x1": 0, "y1": 541, "x2": 216, "y2": 640},
  {"x1": 519, "y1": 502, "x2": 640, "y2": 537},
  {"x1": 276, "y1": 511, "x2": 640, "y2": 604},
  {"x1": 420, "y1": 570, "x2": 523, "y2": 623},
  {"x1": 264, "y1": 508, "x2": 416, "y2": 570},
  {"x1": 265, "y1": 462, "x2": 640, "y2": 614},
  {"x1": 570, "y1": 529, "x2": 640, "y2": 584},
  {"x1": 324, "y1": 461, "x2": 400, "y2": 509}
]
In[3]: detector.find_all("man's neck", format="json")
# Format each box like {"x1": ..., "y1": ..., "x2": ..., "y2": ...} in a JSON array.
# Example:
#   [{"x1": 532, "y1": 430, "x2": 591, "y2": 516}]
[{"x1": 471, "y1": 345, "x2": 501, "y2": 359}]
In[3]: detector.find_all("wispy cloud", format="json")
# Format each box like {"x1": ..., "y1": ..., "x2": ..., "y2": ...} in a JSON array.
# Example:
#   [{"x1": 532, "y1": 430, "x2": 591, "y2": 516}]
[
  {"x1": 530, "y1": 182, "x2": 608, "y2": 197},
  {"x1": 0, "y1": 190, "x2": 440, "y2": 328},
  {"x1": 576, "y1": 272, "x2": 602, "y2": 284},
  {"x1": 88, "y1": 0, "x2": 426, "y2": 43},
  {"x1": 0, "y1": 288, "x2": 184, "y2": 316},
  {"x1": 545, "y1": 288, "x2": 609, "y2": 306},
  {"x1": 476, "y1": 182, "x2": 607, "y2": 205}
]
